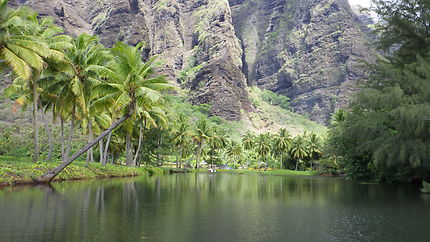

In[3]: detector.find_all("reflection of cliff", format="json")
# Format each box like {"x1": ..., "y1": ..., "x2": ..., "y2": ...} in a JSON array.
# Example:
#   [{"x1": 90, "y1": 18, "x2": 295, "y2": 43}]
[{"x1": 10, "y1": 0, "x2": 374, "y2": 123}]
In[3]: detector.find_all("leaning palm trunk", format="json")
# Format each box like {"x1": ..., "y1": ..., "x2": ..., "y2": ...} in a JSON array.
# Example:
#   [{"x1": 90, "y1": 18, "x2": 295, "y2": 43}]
[
  {"x1": 34, "y1": 113, "x2": 131, "y2": 183},
  {"x1": 32, "y1": 79, "x2": 39, "y2": 162},
  {"x1": 41, "y1": 110, "x2": 53, "y2": 161}
]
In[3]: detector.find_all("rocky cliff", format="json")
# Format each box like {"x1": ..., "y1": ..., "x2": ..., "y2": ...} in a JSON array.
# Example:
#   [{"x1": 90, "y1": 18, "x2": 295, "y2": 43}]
[{"x1": 10, "y1": 0, "x2": 374, "y2": 123}]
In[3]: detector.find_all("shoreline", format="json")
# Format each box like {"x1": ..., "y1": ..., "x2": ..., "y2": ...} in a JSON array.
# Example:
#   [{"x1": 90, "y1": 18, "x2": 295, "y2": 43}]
[{"x1": 1, "y1": 157, "x2": 323, "y2": 187}]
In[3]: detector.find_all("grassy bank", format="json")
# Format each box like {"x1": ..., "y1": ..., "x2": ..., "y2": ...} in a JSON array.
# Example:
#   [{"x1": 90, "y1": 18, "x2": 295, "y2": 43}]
[
  {"x1": 0, "y1": 156, "x2": 170, "y2": 186},
  {"x1": 205, "y1": 169, "x2": 316, "y2": 176}
]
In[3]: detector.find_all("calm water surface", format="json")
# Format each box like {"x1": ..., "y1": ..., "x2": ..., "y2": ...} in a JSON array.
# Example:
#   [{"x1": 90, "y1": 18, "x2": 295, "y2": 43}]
[{"x1": 0, "y1": 173, "x2": 429, "y2": 242}]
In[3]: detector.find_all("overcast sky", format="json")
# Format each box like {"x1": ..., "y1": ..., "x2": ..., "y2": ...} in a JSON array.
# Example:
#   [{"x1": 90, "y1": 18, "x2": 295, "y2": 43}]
[{"x1": 349, "y1": 0, "x2": 372, "y2": 7}]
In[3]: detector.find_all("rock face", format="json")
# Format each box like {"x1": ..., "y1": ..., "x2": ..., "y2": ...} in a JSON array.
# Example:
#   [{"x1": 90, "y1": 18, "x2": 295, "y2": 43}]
[
  {"x1": 10, "y1": 0, "x2": 374, "y2": 123},
  {"x1": 231, "y1": 0, "x2": 374, "y2": 123}
]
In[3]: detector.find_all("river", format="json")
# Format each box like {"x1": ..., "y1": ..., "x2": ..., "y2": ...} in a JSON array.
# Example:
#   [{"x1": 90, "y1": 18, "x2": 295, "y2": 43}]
[{"x1": 0, "y1": 173, "x2": 429, "y2": 241}]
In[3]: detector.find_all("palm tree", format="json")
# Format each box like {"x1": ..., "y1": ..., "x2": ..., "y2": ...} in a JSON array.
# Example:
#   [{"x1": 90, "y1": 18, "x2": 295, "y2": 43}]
[
  {"x1": 331, "y1": 109, "x2": 347, "y2": 126},
  {"x1": 1, "y1": 4, "x2": 70, "y2": 161},
  {"x1": 306, "y1": 132, "x2": 322, "y2": 169},
  {"x1": 255, "y1": 133, "x2": 272, "y2": 168},
  {"x1": 35, "y1": 41, "x2": 171, "y2": 182},
  {"x1": 64, "y1": 33, "x2": 111, "y2": 163},
  {"x1": 191, "y1": 119, "x2": 213, "y2": 169},
  {"x1": 207, "y1": 128, "x2": 228, "y2": 168},
  {"x1": 291, "y1": 136, "x2": 309, "y2": 171},
  {"x1": 173, "y1": 113, "x2": 191, "y2": 168},
  {"x1": 242, "y1": 132, "x2": 255, "y2": 150},
  {"x1": 227, "y1": 140, "x2": 243, "y2": 167},
  {"x1": 273, "y1": 128, "x2": 292, "y2": 169}
]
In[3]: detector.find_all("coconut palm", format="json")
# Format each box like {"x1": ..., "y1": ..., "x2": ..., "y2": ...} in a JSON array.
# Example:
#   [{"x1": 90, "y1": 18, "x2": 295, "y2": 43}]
[
  {"x1": 255, "y1": 133, "x2": 272, "y2": 168},
  {"x1": 173, "y1": 113, "x2": 191, "y2": 168},
  {"x1": 1, "y1": 4, "x2": 70, "y2": 161},
  {"x1": 207, "y1": 128, "x2": 228, "y2": 168},
  {"x1": 191, "y1": 119, "x2": 213, "y2": 169},
  {"x1": 227, "y1": 140, "x2": 243, "y2": 167},
  {"x1": 291, "y1": 136, "x2": 309, "y2": 171},
  {"x1": 35, "y1": 41, "x2": 171, "y2": 182},
  {"x1": 242, "y1": 131, "x2": 255, "y2": 150},
  {"x1": 273, "y1": 128, "x2": 292, "y2": 169},
  {"x1": 306, "y1": 132, "x2": 322, "y2": 169}
]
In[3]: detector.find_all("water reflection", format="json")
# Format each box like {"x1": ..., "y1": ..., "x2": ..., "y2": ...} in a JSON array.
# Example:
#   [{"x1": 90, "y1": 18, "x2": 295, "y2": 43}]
[{"x1": 0, "y1": 174, "x2": 429, "y2": 242}]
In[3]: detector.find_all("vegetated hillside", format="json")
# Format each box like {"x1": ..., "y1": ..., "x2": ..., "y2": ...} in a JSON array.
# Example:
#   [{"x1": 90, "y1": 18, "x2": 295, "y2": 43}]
[{"x1": 9, "y1": 0, "x2": 374, "y2": 124}]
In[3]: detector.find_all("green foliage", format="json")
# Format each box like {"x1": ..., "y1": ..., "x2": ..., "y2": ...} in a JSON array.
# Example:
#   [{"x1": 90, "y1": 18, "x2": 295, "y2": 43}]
[
  {"x1": 260, "y1": 89, "x2": 290, "y2": 109},
  {"x1": 326, "y1": 0, "x2": 430, "y2": 183},
  {"x1": 421, "y1": 181, "x2": 430, "y2": 194},
  {"x1": 178, "y1": 57, "x2": 202, "y2": 85}
]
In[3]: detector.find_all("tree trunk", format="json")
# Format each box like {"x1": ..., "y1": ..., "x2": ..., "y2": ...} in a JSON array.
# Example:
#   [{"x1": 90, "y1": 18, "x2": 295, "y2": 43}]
[
  {"x1": 99, "y1": 139, "x2": 104, "y2": 164},
  {"x1": 126, "y1": 133, "x2": 133, "y2": 166},
  {"x1": 179, "y1": 145, "x2": 183, "y2": 169},
  {"x1": 41, "y1": 110, "x2": 53, "y2": 161},
  {"x1": 60, "y1": 117, "x2": 65, "y2": 162},
  {"x1": 295, "y1": 159, "x2": 300, "y2": 171},
  {"x1": 64, "y1": 105, "x2": 76, "y2": 161},
  {"x1": 32, "y1": 79, "x2": 39, "y2": 162},
  {"x1": 86, "y1": 120, "x2": 94, "y2": 166},
  {"x1": 34, "y1": 113, "x2": 131, "y2": 183},
  {"x1": 102, "y1": 132, "x2": 112, "y2": 167},
  {"x1": 133, "y1": 125, "x2": 143, "y2": 166},
  {"x1": 195, "y1": 142, "x2": 202, "y2": 169}
]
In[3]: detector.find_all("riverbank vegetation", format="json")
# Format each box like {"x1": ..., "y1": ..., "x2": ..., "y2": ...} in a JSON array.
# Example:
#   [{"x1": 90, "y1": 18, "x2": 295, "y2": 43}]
[
  {"x1": 1, "y1": 0, "x2": 429, "y2": 185},
  {"x1": 0, "y1": 156, "x2": 170, "y2": 186},
  {"x1": 325, "y1": 0, "x2": 430, "y2": 183}
]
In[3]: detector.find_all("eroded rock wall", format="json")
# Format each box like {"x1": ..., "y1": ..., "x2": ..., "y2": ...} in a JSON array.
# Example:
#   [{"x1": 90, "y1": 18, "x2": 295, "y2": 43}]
[
  {"x1": 231, "y1": 0, "x2": 374, "y2": 123},
  {"x1": 11, "y1": 0, "x2": 374, "y2": 123}
]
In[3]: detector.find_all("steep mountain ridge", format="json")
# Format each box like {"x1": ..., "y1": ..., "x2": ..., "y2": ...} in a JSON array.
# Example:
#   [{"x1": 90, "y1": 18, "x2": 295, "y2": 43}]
[{"x1": 10, "y1": 0, "x2": 374, "y2": 124}]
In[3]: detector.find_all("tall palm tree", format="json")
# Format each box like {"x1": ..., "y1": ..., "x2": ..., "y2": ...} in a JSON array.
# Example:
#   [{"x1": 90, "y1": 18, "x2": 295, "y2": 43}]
[
  {"x1": 255, "y1": 133, "x2": 272, "y2": 168},
  {"x1": 306, "y1": 132, "x2": 322, "y2": 169},
  {"x1": 291, "y1": 136, "x2": 309, "y2": 171},
  {"x1": 35, "y1": 41, "x2": 171, "y2": 182},
  {"x1": 191, "y1": 119, "x2": 213, "y2": 169},
  {"x1": 227, "y1": 140, "x2": 243, "y2": 167},
  {"x1": 1, "y1": 3, "x2": 70, "y2": 161},
  {"x1": 207, "y1": 128, "x2": 228, "y2": 168},
  {"x1": 273, "y1": 128, "x2": 292, "y2": 169},
  {"x1": 173, "y1": 113, "x2": 191, "y2": 168},
  {"x1": 65, "y1": 33, "x2": 111, "y2": 163},
  {"x1": 242, "y1": 131, "x2": 255, "y2": 150}
]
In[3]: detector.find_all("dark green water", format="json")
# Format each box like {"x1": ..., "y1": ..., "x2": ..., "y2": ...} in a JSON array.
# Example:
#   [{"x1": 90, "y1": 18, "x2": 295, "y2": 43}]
[{"x1": 0, "y1": 173, "x2": 429, "y2": 242}]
